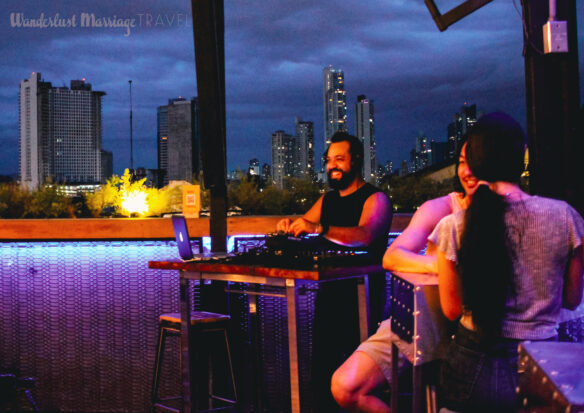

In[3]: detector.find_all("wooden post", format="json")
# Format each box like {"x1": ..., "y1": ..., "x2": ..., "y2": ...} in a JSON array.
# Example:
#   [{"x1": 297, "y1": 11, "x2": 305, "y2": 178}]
[
  {"x1": 191, "y1": 0, "x2": 228, "y2": 252},
  {"x1": 522, "y1": 0, "x2": 583, "y2": 214}
]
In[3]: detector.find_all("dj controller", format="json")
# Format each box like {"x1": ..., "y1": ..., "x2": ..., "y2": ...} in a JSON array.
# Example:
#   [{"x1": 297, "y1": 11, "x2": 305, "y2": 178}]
[{"x1": 204, "y1": 233, "x2": 380, "y2": 270}]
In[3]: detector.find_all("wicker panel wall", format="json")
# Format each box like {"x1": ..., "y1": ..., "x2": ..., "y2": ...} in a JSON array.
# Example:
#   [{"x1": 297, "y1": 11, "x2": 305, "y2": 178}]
[
  {"x1": 2, "y1": 238, "x2": 580, "y2": 413},
  {"x1": 0, "y1": 241, "x2": 199, "y2": 412}
]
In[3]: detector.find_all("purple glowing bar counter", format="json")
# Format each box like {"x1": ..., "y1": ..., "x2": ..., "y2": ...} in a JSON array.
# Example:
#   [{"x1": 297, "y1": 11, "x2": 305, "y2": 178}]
[{"x1": 0, "y1": 217, "x2": 289, "y2": 412}]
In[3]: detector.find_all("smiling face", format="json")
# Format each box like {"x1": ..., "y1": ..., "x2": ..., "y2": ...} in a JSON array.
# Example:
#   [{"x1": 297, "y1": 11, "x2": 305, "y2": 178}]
[
  {"x1": 458, "y1": 143, "x2": 479, "y2": 196},
  {"x1": 326, "y1": 141, "x2": 357, "y2": 190}
]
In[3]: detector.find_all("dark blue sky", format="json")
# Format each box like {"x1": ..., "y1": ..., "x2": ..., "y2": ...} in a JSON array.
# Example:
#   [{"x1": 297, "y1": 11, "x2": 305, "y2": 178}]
[{"x1": 1, "y1": 1, "x2": 583, "y2": 177}]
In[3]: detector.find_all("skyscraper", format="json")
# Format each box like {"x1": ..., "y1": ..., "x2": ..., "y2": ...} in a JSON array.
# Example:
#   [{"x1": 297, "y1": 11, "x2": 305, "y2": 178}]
[
  {"x1": 261, "y1": 163, "x2": 271, "y2": 183},
  {"x1": 157, "y1": 97, "x2": 200, "y2": 186},
  {"x1": 295, "y1": 117, "x2": 315, "y2": 181},
  {"x1": 157, "y1": 104, "x2": 169, "y2": 186},
  {"x1": 385, "y1": 161, "x2": 393, "y2": 177},
  {"x1": 19, "y1": 72, "x2": 105, "y2": 190},
  {"x1": 271, "y1": 130, "x2": 296, "y2": 189},
  {"x1": 431, "y1": 141, "x2": 449, "y2": 165},
  {"x1": 355, "y1": 95, "x2": 376, "y2": 182},
  {"x1": 447, "y1": 103, "x2": 477, "y2": 159},
  {"x1": 400, "y1": 160, "x2": 409, "y2": 177},
  {"x1": 409, "y1": 133, "x2": 432, "y2": 173},
  {"x1": 101, "y1": 149, "x2": 113, "y2": 183},
  {"x1": 323, "y1": 66, "x2": 347, "y2": 148},
  {"x1": 248, "y1": 158, "x2": 260, "y2": 176}
]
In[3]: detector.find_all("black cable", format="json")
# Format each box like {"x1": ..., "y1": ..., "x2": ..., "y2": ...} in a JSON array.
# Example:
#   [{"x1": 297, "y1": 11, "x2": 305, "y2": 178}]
[{"x1": 515, "y1": 0, "x2": 545, "y2": 56}]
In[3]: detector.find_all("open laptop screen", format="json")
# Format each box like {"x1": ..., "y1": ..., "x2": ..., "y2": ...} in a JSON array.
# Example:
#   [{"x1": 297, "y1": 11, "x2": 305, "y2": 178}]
[{"x1": 171, "y1": 215, "x2": 194, "y2": 260}]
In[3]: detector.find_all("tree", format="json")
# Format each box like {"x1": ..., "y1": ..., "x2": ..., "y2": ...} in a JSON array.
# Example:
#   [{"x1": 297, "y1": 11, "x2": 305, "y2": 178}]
[
  {"x1": 0, "y1": 184, "x2": 31, "y2": 218},
  {"x1": 284, "y1": 177, "x2": 321, "y2": 214},
  {"x1": 86, "y1": 169, "x2": 184, "y2": 217},
  {"x1": 386, "y1": 175, "x2": 454, "y2": 212},
  {"x1": 258, "y1": 184, "x2": 291, "y2": 215},
  {"x1": 24, "y1": 185, "x2": 72, "y2": 218},
  {"x1": 228, "y1": 174, "x2": 260, "y2": 214},
  {"x1": 86, "y1": 175, "x2": 122, "y2": 216}
]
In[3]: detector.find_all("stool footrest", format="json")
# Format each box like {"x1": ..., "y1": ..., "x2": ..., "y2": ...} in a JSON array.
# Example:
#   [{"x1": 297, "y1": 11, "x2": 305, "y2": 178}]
[
  {"x1": 158, "y1": 396, "x2": 182, "y2": 402},
  {"x1": 160, "y1": 311, "x2": 231, "y2": 326},
  {"x1": 210, "y1": 394, "x2": 236, "y2": 404},
  {"x1": 153, "y1": 403, "x2": 180, "y2": 413}
]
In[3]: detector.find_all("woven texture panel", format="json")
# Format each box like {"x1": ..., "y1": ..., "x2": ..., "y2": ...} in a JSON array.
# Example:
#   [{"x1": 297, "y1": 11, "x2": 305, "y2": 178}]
[
  {"x1": 0, "y1": 240, "x2": 201, "y2": 412},
  {"x1": 3, "y1": 237, "x2": 579, "y2": 413}
]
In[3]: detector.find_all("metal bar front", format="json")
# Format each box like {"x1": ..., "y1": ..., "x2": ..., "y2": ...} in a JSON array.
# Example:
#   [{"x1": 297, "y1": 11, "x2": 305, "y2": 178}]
[
  {"x1": 357, "y1": 274, "x2": 370, "y2": 342},
  {"x1": 285, "y1": 279, "x2": 301, "y2": 413},
  {"x1": 391, "y1": 342, "x2": 399, "y2": 413},
  {"x1": 248, "y1": 293, "x2": 263, "y2": 412}
]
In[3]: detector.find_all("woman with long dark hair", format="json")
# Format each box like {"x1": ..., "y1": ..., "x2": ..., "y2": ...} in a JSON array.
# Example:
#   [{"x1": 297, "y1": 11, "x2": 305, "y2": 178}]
[{"x1": 428, "y1": 112, "x2": 584, "y2": 412}]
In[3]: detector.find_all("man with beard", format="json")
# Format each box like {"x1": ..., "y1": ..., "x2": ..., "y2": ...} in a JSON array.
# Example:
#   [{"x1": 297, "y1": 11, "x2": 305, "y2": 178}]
[
  {"x1": 276, "y1": 131, "x2": 392, "y2": 411},
  {"x1": 276, "y1": 131, "x2": 392, "y2": 253}
]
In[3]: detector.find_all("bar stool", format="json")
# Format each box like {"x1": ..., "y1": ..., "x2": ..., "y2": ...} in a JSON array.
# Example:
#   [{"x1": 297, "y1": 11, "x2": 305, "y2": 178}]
[
  {"x1": 151, "y1": 311, "x2": 237, "y2": 413},
  {"x1": 0, "y1": 373, "x2": 39, "y2": 412}
]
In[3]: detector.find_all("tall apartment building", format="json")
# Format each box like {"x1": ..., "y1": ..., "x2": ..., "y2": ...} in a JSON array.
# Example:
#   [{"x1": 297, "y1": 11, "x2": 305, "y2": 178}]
[
  {"x1": 248, "y1": 158, "x2": 260, "y2": 176},
  {"x1": 157, "y1": 97, "x2": 200, "y2": 187},
  {"x1": 157, "y1": 104, "x2": 169, "y2": 186},
  {"x1": 385, "y1": 161, "x2": 393, "y2": 177},
  {"x1": 295, "y1": 117, "x2": 315, "y2": 181},
  {"x1": 101, "y1": 149, "x2": 113, "y2": 183},
  {"x1": 271, "y1": 130, "x2": 296, "y2": 189},
  {"x1": 19, "y1": 72, "x2": 105, "y2": 190},
  {"x1": 261, "y1": 163, "x2": 271, "y2": 182},
  {"x1": 355, "y1": 95, "x2": 376, "y2": 182},
  {"x1": 323, "y1": 66, "x2": 347, "y2": 148},
  {"x1": 431, "y1": 141, "x2": 449, "y2": 165},
  {"x1": 408, "y1": 133, "x2": 432, "y2": 173},
  {"x1": 447, "y1": 103, "x2": 477, "y2": 159}
]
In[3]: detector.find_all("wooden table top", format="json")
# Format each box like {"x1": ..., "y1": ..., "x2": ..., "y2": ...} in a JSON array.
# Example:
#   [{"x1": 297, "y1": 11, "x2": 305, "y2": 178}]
[{"x1": 149, "y1": 259, "x2": 384, "y2": 282}]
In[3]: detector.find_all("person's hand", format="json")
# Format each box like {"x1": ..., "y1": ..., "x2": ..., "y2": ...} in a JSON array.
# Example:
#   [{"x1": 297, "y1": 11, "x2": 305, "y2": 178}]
[
  {"x1": 424, "y1": 242, "x2": 439, "y2": 274},
  {"x1": 426, "y1": 256, "x2": 438, "y2": 274},
  {"x1": 289, "y1": 218, "x2": 320, "y2": 237},
  {"x1": 276, "y1": 218, "x2": 292, "y2": 233}
]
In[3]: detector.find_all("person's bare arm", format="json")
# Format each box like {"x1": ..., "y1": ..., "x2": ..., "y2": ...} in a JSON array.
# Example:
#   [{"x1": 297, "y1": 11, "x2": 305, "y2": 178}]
[
  {"x1": 563, "y1": 245, "x2": 583, "y2": 310},
  {"x1": 323, "y1": 192, "x2": 392, "y2": 247},
  {"x1": 437, "y1": 248, "x2": 463, "y2": 320},
  {"x1": 383, "y1": 196, "x2": 452, "y2": 273},
  {"x1": 283, "y1": 196, "x2": 324, "y2": 236}
]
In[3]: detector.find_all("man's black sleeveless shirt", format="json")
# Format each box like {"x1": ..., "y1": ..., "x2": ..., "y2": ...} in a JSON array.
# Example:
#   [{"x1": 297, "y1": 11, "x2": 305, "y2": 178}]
[{"x1": 320, "y1": 182, "x2": 390, "y2": 260}]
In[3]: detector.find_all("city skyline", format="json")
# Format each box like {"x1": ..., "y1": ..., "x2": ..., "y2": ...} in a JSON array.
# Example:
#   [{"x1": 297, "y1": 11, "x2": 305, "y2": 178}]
[{"x1": 1, "y1": 1, "x2": 583, "y2": 178}]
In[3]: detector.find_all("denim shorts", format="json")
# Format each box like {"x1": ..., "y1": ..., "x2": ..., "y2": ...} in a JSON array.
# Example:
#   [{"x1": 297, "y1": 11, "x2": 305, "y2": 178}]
[{"x1": 439, "y1": 324, "x2": 521, "y2": 413}]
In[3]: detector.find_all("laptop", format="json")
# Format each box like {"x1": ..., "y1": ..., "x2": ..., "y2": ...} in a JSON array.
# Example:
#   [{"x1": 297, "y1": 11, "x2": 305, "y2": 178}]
[
  {"x1": 172, "y1": 215, "x2": 196, "y2": 260},
  {"x1": 171, "y1": 215, "x2": 231, "y2": 261}
]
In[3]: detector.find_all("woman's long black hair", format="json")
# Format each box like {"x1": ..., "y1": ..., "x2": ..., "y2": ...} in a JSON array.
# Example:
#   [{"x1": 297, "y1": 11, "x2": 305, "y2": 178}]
[{"x1": 457, "y1": 113, "x2": 526, "y2": 336}]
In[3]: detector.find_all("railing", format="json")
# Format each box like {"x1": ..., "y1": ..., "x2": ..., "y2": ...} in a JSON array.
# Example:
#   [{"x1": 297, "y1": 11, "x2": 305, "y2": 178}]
[{"x1": 0, "y1": 214, "x2": 413, "y2": 240}]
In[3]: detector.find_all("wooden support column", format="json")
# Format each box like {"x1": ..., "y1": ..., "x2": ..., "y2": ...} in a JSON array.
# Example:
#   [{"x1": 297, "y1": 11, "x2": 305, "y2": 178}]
[
  {"x1": 522, "y1": 0, "x2": 583, "y2": 214},
  {"x1": 191, "y1": 0, "x2": 228, "y2": 252}
]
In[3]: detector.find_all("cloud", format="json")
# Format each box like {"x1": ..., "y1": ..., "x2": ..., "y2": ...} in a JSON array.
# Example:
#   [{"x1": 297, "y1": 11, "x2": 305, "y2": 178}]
[{"x1": 0, "y1": 0, "x2": 581, "y2": 177}]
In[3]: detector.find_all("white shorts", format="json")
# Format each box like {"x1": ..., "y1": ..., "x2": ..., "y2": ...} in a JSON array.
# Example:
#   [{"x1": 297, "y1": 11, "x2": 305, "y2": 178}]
[{"x1": 354, "y1": 318, "x2": 400, "y2": 382}]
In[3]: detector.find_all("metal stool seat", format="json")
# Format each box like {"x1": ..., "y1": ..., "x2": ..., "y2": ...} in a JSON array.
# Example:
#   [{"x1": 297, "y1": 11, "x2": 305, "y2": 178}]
[{"x1": 151, "y1": 311, "x2": 237, "y2": 413}]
